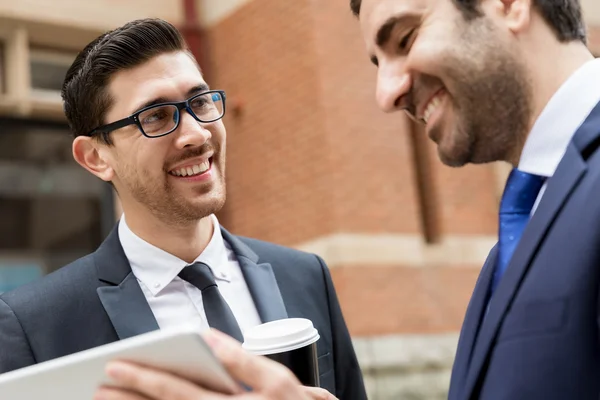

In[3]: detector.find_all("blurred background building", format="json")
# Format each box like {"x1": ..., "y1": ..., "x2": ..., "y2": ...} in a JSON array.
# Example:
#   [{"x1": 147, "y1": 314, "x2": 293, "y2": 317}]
[{"x1": 0, "y1": 0, "x2": 598, "y2": 398}]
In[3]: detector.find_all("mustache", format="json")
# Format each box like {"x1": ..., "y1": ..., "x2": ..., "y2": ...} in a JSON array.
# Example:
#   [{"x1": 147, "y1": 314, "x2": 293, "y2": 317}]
[
  {"x1": 402, "y1": 92, "x2": 418, "y2": 119},
  {"x1": 165, "y1": 143, "x2": 216, "y2": 171},
  {"x1": 401, "y1": 74, "x2": 442, "y2": 121}
]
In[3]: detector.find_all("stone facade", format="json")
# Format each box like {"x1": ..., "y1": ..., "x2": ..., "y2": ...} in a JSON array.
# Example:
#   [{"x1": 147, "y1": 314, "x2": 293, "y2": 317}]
[{"x1": 354, "y1": 334, "x2": 458, "y2": 399}]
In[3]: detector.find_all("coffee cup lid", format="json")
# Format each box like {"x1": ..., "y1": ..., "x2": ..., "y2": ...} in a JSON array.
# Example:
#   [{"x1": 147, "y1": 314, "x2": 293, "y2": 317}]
[{"x1": 242, "y1": 318, "x2": 320, "y2": 355}]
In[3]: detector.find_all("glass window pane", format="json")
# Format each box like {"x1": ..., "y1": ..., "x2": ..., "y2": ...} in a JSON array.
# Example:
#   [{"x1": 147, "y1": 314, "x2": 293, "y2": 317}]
[
  {"x1": 0, "y1": 41, "x2": 4, "y2": 95},
  {"x1": 29, "y1": 47, "x2": 75, "y2": 92},
  {"x1": 0, "y1": 118, "x2": 112, "y2": 290}
]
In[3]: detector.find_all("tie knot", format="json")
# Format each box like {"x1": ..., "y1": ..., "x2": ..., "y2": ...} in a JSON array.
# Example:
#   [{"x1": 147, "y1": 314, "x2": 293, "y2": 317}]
[
  {"x1": 178, "y1": 262, "x2": 216, "y2": 291},
  {"x1": 500, "y1": 168, "x2": 545, "y2": 215}
]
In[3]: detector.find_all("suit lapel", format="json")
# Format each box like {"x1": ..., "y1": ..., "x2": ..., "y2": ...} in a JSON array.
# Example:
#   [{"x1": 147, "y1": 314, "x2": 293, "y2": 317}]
[
  {"x1": 461, "y1": 100, "x2": 600, "y2": 399},
  {"x1": 449, "y1": 245, "x2": 497, "y2": 399},
  {"x1": 221, "y1": 228, "x2": 288, "y2": 322},
  {"x1": 462, "y1": 144, "x2": 586, "y2": 399},
  {"x1": 95, "y1": 226, "x2": 160, "y2": 340}
]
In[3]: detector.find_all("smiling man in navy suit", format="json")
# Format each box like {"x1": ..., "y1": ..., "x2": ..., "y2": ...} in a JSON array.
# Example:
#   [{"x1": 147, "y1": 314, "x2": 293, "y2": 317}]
[
  {"x1": 350, "y1": 0, "x2": 600, "y2": 398},
  {"x1": 0, "y1": 18, "x2": 366, "y2": 400}
]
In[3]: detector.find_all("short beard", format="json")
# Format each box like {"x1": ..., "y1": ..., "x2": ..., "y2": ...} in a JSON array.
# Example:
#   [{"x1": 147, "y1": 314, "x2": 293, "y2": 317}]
[
  {"x1": 433, "y1": 16, "x2": 533, "y2": 167},
  {"x1": 119, "y1": 164, "x2": 226, "y2": 228}
]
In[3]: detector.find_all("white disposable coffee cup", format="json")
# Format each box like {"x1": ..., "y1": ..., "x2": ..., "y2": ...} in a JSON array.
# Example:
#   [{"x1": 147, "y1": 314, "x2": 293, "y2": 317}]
[
  {"x1": 243, "y1": 318, "x2": 320, "y2": 355},
  {"x1": 243, "y1": 318, "x2": 320, "y2": 386}
]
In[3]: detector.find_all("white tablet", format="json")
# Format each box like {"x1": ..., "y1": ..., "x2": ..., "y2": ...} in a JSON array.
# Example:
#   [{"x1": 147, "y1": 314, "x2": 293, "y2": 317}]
[{"x1": 0, "y1": 327, "x2": 240, "y2": 399}]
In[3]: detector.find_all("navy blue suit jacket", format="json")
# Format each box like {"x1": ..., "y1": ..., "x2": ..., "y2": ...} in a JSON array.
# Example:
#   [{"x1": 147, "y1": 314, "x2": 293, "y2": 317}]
[
  {"x1": 449, "y1": 100, "x2": 600, "y2": 399},
  {"x1": 0, "y1": 226, "x2": 367, "y2": 400}
]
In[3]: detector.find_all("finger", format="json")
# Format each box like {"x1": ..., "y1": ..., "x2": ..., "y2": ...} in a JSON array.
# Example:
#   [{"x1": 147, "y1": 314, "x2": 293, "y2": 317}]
[
  {"x1": 104, "y1": 361, "x2": 221, "y2": 400},
  {"x1": 302, "y1": 386, "x2": 338, "y2": 400},
  {"x1": 202, "y1": 329, "x2": 307, "y2": 399},
  {"x1": 94, "y1": 385, "x2": 149, "y2": 400}
]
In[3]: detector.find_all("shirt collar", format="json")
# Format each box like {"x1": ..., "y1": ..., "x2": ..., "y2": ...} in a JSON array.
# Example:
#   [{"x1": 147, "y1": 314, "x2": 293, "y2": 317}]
[
  {"x1": 118, "y1": 214, "x2": 231, "y2": 297},
  {"x1": 518, "y1": 58, "x2": 600, "y2": 178}
]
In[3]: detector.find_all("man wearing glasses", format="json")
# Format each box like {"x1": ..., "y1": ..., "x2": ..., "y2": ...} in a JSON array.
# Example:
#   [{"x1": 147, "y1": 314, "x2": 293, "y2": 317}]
[{"x1": 0, "y1": 18, "x2": 366, "y2": 400}]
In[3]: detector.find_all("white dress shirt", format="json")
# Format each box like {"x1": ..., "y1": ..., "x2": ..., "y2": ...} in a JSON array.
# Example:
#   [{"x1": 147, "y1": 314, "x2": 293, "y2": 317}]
[
  {"x1": 518, "y1": 58, "x2": 600, "y2": 213},
  {"x1": 118, "y1": 214, "x2": 262, "y2": 336}
]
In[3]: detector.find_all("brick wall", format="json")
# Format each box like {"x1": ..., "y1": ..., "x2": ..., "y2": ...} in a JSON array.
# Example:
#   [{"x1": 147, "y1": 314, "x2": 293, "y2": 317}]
[
  {"x1": 207, "y1": 0, "x2": 336, "y2": 245},
  {"x1": 332, "y1": 265, "x2": 480, "y2": 335},
  {"x1": 206, "y1": 0, "x2": 498, "y2": 338}
]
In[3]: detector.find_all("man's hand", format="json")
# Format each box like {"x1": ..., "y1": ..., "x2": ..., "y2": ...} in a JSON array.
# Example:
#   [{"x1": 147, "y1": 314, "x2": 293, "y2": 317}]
[
  {"x1": 302, "y1": 387, "x2": 339, "y2": 400},
  {"x1": 93, "y1": 329, "x2": 338, "y2": 400}
]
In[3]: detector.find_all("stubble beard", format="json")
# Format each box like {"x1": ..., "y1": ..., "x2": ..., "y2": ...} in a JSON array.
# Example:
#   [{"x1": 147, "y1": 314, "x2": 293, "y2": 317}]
[
  {"x1": 120, "y1": 163, "x2": 227, "y2": 228},
  {"x1": 434, "y1": 17, "x2": 533, "y2": 167}
]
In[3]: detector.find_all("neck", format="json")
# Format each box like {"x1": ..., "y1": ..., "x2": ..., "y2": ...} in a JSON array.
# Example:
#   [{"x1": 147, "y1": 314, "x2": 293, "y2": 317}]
[
  {"x1": 508, "y1": 41, "x2": 594, "y2": 166},
  {"x1": 120, "y1": 201, "x2": 214, "y2": 264}
]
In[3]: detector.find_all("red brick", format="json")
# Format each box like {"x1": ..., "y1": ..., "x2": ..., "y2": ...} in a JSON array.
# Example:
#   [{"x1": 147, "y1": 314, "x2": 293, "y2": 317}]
[{"x1": 331, "y1": 265, "x2": 480, "y2": 336}]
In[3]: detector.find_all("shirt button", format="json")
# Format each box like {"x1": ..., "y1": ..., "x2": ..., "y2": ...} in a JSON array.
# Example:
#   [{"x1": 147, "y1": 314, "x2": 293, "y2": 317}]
[{"x1": 153, "y1": 282, "x2": 160, "y2": 289}]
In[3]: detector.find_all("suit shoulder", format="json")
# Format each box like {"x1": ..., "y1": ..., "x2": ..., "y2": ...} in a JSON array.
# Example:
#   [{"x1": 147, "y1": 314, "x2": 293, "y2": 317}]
[
  {"x1": 236, "y1": 236, "x2": 326, "y2": 266},
  {"x1": 0, "y1": 253, "x2": 96, "y2": 307}
]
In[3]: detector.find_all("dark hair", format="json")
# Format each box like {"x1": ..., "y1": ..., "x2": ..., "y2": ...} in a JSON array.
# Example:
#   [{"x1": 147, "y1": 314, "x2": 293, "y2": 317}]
[
  {"x1": 350, "y1": 0, "x2": 586, "y2": 44},
  {"x1": 61, "y1": 18, "x2": 189, "y2": 144}
]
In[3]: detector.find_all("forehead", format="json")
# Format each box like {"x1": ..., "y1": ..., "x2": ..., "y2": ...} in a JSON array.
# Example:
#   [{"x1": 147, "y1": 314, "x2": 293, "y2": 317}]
[
  {"x1": 359, "y1": 0, "x2": 429, "y2": 43},
  {"x1": 108, "y1": 51, "x2": 205, "y2": 113}
]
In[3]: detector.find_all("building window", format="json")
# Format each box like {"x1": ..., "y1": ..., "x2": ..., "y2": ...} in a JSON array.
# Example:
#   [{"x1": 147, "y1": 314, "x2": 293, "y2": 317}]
[
  {"x1": 29, "y1": 46, "x2": 75, "y2": 101},
  {"x1": 0, "y1": 117, "x2": 114, "y2": 292},
  {"x1": 0, "y1": 41, "x2": 5, "y2": 95}
]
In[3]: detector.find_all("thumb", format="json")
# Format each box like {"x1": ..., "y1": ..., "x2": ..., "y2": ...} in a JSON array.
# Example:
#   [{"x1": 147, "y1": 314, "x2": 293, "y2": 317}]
[{"x1": 202, "y1": 329, "x2": 302, "y2": 393}]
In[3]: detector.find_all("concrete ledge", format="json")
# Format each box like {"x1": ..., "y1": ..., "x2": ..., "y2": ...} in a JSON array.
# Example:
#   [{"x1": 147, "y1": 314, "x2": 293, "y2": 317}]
[
  {"x1": 198, "y1": 0, "x2": 252, "y2": 27},
  {"x1": 296, "y1": 234, "x2": 495, "y2": 269},
  {"x1": 353, "y1": 333, "x2": 459, "y2": 372},
  {"x1": 368, "y1": 370, "x2": 451, "y2": 400},
  {"x1": 352, "y1": 333, "x2": 459, "y2": 400}
]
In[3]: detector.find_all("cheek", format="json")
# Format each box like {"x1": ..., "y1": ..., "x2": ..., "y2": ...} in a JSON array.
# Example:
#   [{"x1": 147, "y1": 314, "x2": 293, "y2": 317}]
[
  {"x1": 213, "y1": 122, "x2": 226, "y2": 144},
  {"x1": 141, "y1": 153, "x2": 166, "y2": 176},
  {"x1": 411, "y1": 24, "x2": 446, "y2": 55},
  {"x1": 408, "y1": 19, "x2": 466, "y2": 73},
  {"x1": 122, "y1": 145, "x2": 165, "y2": 176}
]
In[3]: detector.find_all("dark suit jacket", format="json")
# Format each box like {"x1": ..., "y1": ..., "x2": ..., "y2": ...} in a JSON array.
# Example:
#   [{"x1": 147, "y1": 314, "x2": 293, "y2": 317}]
[
  {"x1": 0, "y1": 226, "x2": 367, "y2": 400},
  {"x1": 448, "y1": 100, "x2": 600, "y2": 400}
]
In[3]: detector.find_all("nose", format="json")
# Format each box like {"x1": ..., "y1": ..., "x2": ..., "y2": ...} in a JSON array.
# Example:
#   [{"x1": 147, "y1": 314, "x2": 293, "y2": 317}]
[
  {"x1": 376, "y1": 62, "x2": 412, "y2": 113},
  {"x1": 173, "y1": 110, "x2": 212, "y2": 149}
]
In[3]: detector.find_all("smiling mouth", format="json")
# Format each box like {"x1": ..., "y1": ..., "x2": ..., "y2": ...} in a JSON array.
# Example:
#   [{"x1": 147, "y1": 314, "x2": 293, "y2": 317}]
[
  {"x1": 169, "y1": 158, "x2": 212, "y2": 177},
  {"x1": 421, "y1": 89, "x2": 446, "y2": 124}
]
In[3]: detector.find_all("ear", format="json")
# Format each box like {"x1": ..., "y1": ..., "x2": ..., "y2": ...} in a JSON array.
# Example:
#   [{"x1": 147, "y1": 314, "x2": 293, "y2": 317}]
[
  {"x1": 487, "y1": 0, "x2": 532, "y2": 35},
  {"x1": 72, "y1": 136, "x2": 115, "y2": 182}
]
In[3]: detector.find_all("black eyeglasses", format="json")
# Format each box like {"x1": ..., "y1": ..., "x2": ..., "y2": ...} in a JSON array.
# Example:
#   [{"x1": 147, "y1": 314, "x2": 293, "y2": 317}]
[{"x1": 88, "y1": 90, "x2": 226, "y2": 138}]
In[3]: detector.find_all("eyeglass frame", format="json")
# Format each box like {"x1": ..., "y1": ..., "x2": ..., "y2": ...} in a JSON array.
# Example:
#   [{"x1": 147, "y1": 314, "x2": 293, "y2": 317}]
[{"x1": 86, "y1": 89, "x2": 227, "y2": 138}]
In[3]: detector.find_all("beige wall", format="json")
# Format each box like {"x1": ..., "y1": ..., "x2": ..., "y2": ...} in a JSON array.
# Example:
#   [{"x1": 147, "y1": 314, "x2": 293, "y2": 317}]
[
  {"x1": 1, "y1": 0, "x2": 598, "y2": 33},
  {"x1": 197, "y1": 0, "x2": 252, "y2": 27},
  {"x1": 583, "y1": 0, "x2": 600, "y2": 26},
  {"x1": 0, "y1": 0, "x2": 183, "y2": 32},
  {"x1": 0, "y1": 0, "x2": 185, "y2": 57},
  {"x1": 197, "y1": 0, "x2": 600, "y2": 28}
]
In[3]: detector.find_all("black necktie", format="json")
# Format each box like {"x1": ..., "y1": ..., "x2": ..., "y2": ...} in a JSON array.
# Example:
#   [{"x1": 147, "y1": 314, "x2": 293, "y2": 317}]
[{"x1": 178, "y1": 262, "x2": 244, "y2": 342}]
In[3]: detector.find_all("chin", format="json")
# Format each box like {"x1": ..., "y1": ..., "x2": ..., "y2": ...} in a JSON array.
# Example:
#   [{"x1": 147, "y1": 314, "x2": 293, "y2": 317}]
[
  {"x1": 435, "y1": 126, "x2": 478, "y2": 167},
  {"x1": 165, "y1": 190, "x2": 226, "y2": 224},
  {"x1": 438, "y1": 155, "x2": 468, "y2": 168},
  {"x1": 192, "y1": 193, "x2": 226, "y2": 216},
  {"x1": 437, "y1": 143, "x2": 471, "y2": 168}
]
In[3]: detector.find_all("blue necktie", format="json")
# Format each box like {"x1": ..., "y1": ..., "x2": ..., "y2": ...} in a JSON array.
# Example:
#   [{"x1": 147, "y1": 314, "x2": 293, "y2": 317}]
[{"x1": 490, "y1": 168, "x2": 545, "y2": 295}]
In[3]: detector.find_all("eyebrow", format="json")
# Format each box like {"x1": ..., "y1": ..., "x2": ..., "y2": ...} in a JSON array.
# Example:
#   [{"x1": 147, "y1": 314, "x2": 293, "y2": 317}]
[
  {"x1": 130, "y1": 83, "x2": 210, "y2": 115},
  {"x1": 375, "y1": 13, "x2": 420, "y2": 48}
]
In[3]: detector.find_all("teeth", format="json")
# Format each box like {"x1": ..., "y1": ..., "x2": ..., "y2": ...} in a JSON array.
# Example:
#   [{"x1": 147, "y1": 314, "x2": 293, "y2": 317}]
[
  {"x1": 171, "y1": 161, "x2": 210, "y2": 177},
  {"x1": 423, "y1": 95, "x2": 442, "y2": 124}
]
